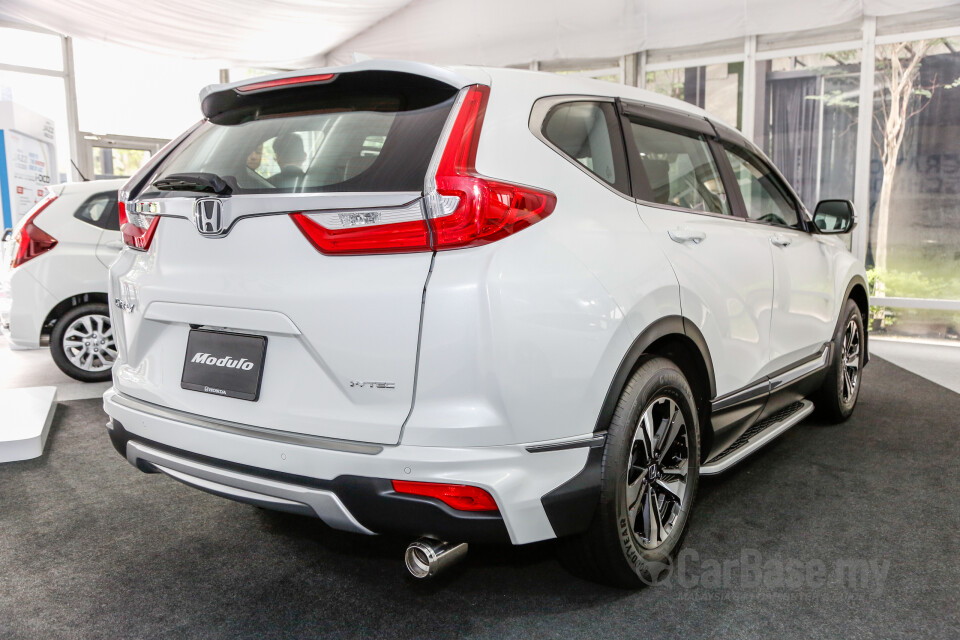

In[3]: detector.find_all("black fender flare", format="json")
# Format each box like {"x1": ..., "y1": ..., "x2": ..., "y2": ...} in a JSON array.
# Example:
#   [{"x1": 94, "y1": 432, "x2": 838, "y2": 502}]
[
  {"x1": 840, "y1": 275, "x2": 870, "y2": 364},
  {"x1": 592, "y1": 315, "x2": 716, "y2": 433}
]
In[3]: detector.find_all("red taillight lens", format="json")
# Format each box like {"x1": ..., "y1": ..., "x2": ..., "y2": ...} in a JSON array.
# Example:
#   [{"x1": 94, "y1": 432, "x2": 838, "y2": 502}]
[
  {"x1": 11, "y1": 195, "x2": 58, "y2": 268},
  {"x1": 236, "y1": 73, "x2": 336, "y2": 93},
  {"x1": 119, "y1": 202, "x2": 160, "y2": 251},
  {"x1": 290, "y1": 84, "x2": 555, "y2": 256},
  {"x1": 392, "y1": 480, "x2": 499, "y2": 512},
  {"x1": 290, "y1": 212, "x2": 430, "y2": 255},
  {"x1": 431, "y1": 85, "x2": 557, "y2": 250}
]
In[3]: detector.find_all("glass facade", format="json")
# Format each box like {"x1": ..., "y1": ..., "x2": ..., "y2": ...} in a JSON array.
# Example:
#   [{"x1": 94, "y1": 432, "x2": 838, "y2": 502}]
[
  {"x1": 761, "y1": 52, "x2": 860, "y2": 211},
  {"x1": 646, "y1": 63, "x2": 743, "y2": 129},
  {"x1": 867, "y1": 38, "x2": 960, "y2": 339}
]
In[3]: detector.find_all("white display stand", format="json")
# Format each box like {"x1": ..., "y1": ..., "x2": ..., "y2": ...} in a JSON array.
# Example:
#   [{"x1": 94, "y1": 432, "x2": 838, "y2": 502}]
[{"x1": 0, "y1": 386, "x2": 57, "y2": 463}]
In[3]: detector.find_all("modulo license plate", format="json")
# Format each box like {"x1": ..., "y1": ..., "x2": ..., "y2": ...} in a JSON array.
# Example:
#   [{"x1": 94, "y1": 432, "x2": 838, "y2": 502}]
[{"x1": 181, "y1": 329, "x2": 267, "y2": 401}]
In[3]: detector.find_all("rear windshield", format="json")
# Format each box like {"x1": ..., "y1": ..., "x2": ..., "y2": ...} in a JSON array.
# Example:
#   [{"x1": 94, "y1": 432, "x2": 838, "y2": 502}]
[{"x1": 143, "y1": 73, "x2": 458, "y2": 196}]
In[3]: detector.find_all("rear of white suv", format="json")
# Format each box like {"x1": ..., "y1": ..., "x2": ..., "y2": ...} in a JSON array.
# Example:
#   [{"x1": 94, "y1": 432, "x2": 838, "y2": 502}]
[{"x1": 104, "y1": 61, "x2": 869, "y2": 586}]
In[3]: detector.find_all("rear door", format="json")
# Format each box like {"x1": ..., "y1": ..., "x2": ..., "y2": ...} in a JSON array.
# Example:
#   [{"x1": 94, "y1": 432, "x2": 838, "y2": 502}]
[
  {"x1": 620, "y1": 103, "x2": 775, "y2": 398},
  {"x1": 113, "y1": 71, "x2": 466, "y2": 445}
]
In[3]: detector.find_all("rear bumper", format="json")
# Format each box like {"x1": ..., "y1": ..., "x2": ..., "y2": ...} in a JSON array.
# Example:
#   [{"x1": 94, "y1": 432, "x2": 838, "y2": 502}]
[
  {"x1": 103, "y1": 388, "x2": 600, "y2": 545},
  {"x1": 0, "y1": 267, "x2": 55, "y2": 349}
]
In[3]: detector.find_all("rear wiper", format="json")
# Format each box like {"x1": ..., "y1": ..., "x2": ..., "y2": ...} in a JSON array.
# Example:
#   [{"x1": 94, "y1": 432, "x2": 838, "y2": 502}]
[{"x1": 153, "y1": 172, "x2": 232, "y2": 195}]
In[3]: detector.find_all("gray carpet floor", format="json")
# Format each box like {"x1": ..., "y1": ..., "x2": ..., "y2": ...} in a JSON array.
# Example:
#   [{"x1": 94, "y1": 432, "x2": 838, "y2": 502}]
[{"x1": 1, "y1": 357, "x2": 958, "y2": 640}]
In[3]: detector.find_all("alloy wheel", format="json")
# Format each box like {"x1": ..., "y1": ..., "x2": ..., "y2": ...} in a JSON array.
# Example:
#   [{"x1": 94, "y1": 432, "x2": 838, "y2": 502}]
[
  {"x1": 62, "y1": 313, "x2": 117, "y2": 372},
  {"x1": 625, "y1": 396, "x2": 690, "y2": 550},
  {"x1": 841, "y1": 318, "x2": 861, "y2": 404}
]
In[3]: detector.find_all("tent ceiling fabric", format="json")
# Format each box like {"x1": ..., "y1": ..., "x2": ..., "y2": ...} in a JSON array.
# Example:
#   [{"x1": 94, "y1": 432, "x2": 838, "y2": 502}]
[
  {"x1": 3, "y1": 0, "x2": 959, "y2": 68},
  {"x1": 0, "y1": 0, "x2": 414, "y2": 66}
]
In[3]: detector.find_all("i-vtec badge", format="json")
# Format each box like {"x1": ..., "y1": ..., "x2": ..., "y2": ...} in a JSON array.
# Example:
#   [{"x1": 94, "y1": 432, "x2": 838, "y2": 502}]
[
  {"x1": 191, "y1": 352, "x2": 254, "y2": 370},
  {"x1": 194, "y1": 198, "x2": 224, "y2": 236},
  {"x1": 350, "y1": 381, "x2": 396, "y2": 389}
]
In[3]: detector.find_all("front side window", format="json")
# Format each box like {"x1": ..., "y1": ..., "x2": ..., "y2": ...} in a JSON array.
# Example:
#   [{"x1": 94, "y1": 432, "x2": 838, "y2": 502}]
[
  {"x1": 542, "y1": 101, "x2": 629, "y2": 194},
  {"x1": 723, "y1": 146, "x2": 800, "y2": 228},
  {"x1": 628, "y1": 121, "x2": 730, "y2": 215}
]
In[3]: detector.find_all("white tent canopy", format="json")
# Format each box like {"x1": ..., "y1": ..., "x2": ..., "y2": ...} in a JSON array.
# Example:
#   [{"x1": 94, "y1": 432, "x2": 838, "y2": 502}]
[{"x1": 3, "y1": 0, "x2": 960, "y2": 68}]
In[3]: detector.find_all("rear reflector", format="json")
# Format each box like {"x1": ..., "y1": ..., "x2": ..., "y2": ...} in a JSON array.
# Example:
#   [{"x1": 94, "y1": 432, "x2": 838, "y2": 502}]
[
  {"x1": 10, "y1": 195, "x2": 58, "y2": 269},
  {"x1": 392, "y1": 480, "x2": 499, "y2": 512},
  {"x1": 119, "y1": 201, "x2": 160, "y2": 251},
  {"x1": 236, "y1": 73, "x2": 336, "y2": 93}
]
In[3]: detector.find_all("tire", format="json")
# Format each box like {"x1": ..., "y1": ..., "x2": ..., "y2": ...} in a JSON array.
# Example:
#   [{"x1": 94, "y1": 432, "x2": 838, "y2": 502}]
[
  {"x1": 814, "y1": 298, "x2": 865, "y2": 423},
  {"x1": 559, "y1": 356, "x2": 700, "y2": 588},
  {"x1": 49, "y1": 302, "x2": 117, "y2": 383}
]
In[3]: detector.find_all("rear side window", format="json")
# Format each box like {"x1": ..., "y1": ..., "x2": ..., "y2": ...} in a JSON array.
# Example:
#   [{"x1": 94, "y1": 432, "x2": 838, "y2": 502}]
[
  {"x1": 145, "y1": 74, "x2": 458, "y2": 195},
  {"x1": 74, "y1": 191, "x2": 120, "y2": 231},
  {"x1": 628, "y1": 121, "x2": 730, "y2": 216},
  {"x1": 542, "y1": 101, "x2": 630, "y2": 194}
]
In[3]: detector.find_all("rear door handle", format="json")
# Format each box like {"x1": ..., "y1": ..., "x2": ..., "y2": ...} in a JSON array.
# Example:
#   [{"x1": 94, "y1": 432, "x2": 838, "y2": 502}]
[
  {"x1": 770, "y1": 233, "x2": 792, "y2": 247},
  {"x1": 668, "y1": 228, "x2": 706, "y2": 244}
]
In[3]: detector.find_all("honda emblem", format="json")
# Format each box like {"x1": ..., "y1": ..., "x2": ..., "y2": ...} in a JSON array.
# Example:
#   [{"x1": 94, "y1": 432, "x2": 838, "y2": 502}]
[{"x1": 194, "y1": 198, "x2": 224, "y2": 236}]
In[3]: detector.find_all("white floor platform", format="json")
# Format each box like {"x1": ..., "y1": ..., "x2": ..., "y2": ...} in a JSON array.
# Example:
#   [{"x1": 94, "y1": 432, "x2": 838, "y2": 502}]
[
  {"x1": 0, "y1": 386, "x2": 57, "y2": 463},
  {"x1": 870, "y1": 337, "x2": 960, "y2": 394}
]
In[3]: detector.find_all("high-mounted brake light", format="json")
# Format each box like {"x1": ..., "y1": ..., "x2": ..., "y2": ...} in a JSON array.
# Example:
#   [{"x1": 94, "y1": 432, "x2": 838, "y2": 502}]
[
  {"x1": 430, "y1": 85, "x2": 557, "y2": 249},
  {"x1": 392, "y1": 480, "x2": 499, "y2": 512},
  {"x1": 236, "y1": 73, "x2": 336, "y2": 93},
  {"x1": 120, "y1": 201, "x2": 160, "y2": 251},
  {"x1": 10, "y1": 195, "x2": 58, "y2": 269}
]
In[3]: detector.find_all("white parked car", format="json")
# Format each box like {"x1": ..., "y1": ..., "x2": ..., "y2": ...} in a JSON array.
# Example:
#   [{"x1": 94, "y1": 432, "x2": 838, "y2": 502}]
[
  {"x1": 102, "y1": 62, "x2": 868, "y2": 587},
  {"x1": 1, "y1": 179, "x2": 126, "y2": 381}
]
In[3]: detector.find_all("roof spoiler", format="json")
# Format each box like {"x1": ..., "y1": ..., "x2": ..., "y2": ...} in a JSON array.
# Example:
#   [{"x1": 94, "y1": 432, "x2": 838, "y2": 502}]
[{"x1": 198, "y1": 60, "x2": 479, "y2": 120}]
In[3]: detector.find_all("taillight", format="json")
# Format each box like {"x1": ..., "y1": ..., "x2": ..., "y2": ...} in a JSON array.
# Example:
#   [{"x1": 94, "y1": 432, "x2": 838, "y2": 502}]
[
  {"x1": 119, "y1": 201, "x2": 160, "y2": 251},
  {"x1": 11, "y1": 195, "x2": 58, "y2": 269},
  {"x1": 430, "y1": 85, "x2": 557, "y2": 249},
  {"x1": 291, "y1": 84, "x2": 555, "y2": 256},
  {"x1": 391, "y1": 480, "x2": 499, "y2": 512},
  {"x1": 290, "y1": 198, "x2": 430, "y2": 255}
]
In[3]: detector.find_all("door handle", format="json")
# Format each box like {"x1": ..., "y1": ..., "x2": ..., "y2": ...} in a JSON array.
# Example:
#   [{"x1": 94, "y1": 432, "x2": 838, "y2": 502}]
[
  {"x1": 770, "y1": 233, "x2": 792, "y2": 247},
  {"x1": 668, "y1": 228, "x2": 706, "y2": 245}
]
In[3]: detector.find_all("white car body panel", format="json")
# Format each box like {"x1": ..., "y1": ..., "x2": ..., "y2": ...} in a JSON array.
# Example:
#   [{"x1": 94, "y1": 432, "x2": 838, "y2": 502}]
[{"x1": 1, "y1": 179, "x2": 125, "y2": 349}]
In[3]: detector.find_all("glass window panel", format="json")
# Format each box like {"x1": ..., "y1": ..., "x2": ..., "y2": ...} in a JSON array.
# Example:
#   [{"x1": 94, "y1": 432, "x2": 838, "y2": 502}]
[
  {"x1": 761, "y1": 51, "x2": 861, "y2": 212},
  {"x1": 646, "y1": 63, "x2": 743, "y2": 129},
  {"x1": 868, "y1": 38, "x2": 960, "y2": 304},
  {"x1": 542, "y1": 101, "x2": 627, "y2": 191},
  {"x1": 91, "y1": 148, "x2": 152, "y2": 179},
  {"x1": 724, "y1": 146, "x2": 800, "y2": 227},
  {"x1": 629, "y1": 121, "x2": 730, "y2": 215}
]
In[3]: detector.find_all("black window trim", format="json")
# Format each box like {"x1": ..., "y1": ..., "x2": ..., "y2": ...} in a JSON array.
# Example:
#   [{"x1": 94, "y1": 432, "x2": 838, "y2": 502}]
[
  {"x1": 618, "y1": 99, "x2": 744, "y2": 222},
  {"x1": 529, "y1": 94, "x2": 634, "y2": 201}
]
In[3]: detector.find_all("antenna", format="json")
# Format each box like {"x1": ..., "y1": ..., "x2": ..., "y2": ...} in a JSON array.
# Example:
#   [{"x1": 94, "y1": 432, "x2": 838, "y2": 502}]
[{"x1": 70, "y1": 159, "x2": 89, "y2": 182}]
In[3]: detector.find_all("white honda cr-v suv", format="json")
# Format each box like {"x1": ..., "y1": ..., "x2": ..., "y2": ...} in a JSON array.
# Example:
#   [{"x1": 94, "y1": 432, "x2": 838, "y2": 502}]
[{"x1": 103, "y1": 61, "x2": 868, "y2": 587}]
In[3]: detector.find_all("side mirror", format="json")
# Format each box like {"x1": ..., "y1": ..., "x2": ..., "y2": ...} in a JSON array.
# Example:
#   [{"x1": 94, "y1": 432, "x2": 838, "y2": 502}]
[
  {"x1": 1, "y1": 228, "x2": 11, "y2": 242},
  {"x1": 813, "y1": 200, "x2": 856, "y2": 234}
]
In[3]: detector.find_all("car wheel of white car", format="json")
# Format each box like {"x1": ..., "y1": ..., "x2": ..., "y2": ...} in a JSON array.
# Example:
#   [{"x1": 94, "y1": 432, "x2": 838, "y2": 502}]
[
  {"x1": 814, "y1": 298, "x2": 865, "y2": 423},
  {"x1": 50, "y1": 303, "x2": 117, "y2": 382},
  {"x1": 560, "y1": 356, "x2": 700, "y2": 588}
]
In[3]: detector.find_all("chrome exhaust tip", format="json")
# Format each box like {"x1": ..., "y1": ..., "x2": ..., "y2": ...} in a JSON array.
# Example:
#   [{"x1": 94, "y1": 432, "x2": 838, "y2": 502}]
[{"x1": 404, "y1": 538, "x2": 468, "y2": 579}]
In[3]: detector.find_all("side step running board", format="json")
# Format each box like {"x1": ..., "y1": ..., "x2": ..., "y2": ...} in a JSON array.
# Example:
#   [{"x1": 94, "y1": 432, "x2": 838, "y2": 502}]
[{"x1": 700, "y1": 400, "x2": 814, "y2": 475}]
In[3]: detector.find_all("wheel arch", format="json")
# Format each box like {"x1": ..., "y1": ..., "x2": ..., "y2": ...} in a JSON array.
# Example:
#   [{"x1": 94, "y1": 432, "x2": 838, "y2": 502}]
[
  {"x1": 41, "y1": 292, "x2": 109, "y2": 337},
  {"x1": 842, "y1": 275, "x2": 870, "y2": 364},
  {"x1": 594, "y1": 315, "x2": 717, "y2": 456}
]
